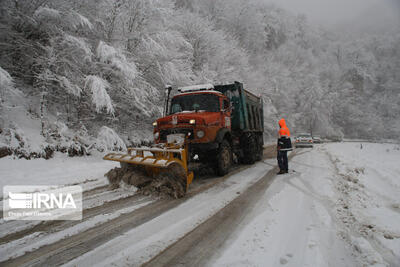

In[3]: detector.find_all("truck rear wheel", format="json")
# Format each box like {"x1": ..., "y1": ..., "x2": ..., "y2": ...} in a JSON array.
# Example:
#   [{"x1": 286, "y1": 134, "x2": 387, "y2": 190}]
[
  {"x1": 216, "y1": 139, "x2": 232, "y2": 176},
  {"x1": 240, "y1": 134, "x2": 257, "y2": 164}
]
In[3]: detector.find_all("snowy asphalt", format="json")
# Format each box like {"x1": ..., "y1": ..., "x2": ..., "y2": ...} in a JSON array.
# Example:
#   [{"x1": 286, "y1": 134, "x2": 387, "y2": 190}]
[{"x1": 1, "y1": 143, "x2": 399, "y2": 266}]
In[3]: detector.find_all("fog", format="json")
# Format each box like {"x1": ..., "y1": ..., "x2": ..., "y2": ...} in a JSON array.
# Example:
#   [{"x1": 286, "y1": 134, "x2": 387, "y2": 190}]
[{"x1": 264, "y1": 0, "x2": 400, "y2": 31}]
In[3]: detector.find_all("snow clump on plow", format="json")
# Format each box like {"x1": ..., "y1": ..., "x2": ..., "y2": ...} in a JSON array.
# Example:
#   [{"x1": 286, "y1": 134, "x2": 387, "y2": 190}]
[
  {"x1": 105, "y1": 163, "x2": 187, "y2": 199},
  {"x1": 103, "y1": 136, "x2": 194, "y2": 199}
]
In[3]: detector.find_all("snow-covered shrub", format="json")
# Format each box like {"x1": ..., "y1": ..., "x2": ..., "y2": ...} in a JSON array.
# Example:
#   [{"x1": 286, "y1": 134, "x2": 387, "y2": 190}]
[
  {"x1": 46, "y1": 122, "x2": 94, "y2": 157},
  {"x1": 75, "y1": 124, "x2": 96, "y2": 150},
  {"x1": 0, "y1": 124, "x2": 53, "y2": 159},
  {"x1": 84, "y1": 75, "x2": 114, "y2": 115},
  {"x1": 96, "y1": 126, "x2": 126, "y2": 152},
  {"x1": 8, "y1": 128, "x2": 27, "y2": 150}
]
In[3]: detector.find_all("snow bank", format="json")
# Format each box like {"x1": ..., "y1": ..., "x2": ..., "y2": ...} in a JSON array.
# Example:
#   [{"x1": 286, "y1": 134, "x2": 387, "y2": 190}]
[{"x1": 325, "y1": 142, "x2": 400, "y2": 266}]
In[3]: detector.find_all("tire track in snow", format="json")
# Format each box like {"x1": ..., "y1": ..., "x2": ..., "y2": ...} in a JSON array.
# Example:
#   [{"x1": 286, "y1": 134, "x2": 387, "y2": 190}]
[
  {"x1": 0, "y1": 185, "x2": 137, "y2": 245},
  {"x1": 142, "y1": 151, "x2": 297, "y2": 267}
]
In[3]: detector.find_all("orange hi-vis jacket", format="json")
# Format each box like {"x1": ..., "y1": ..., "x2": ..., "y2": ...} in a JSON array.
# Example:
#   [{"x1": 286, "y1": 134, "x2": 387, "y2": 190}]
[{"x1": 278, "y1": 118, "x2": 290, "y2": 138}]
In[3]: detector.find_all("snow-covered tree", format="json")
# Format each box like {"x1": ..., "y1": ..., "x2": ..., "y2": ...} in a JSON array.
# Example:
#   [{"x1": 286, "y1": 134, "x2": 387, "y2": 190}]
[
  {"x1": 84, "y1": 75, "x2": 114, "y2": 115},
  {"x1": 0, "y1": 0, "x2": 399, "y2": 156}
]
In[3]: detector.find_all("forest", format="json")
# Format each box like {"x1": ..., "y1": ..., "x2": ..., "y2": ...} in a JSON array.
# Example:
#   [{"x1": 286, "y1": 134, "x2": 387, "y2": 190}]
[{"x1": 0, "y1": 0, "x2": 399, "y2": 157}]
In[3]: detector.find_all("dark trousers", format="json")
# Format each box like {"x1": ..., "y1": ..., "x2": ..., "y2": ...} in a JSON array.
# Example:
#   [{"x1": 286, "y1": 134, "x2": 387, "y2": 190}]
[{"x1": 277, "y1": 150, "x2": 288, "y2": 171}]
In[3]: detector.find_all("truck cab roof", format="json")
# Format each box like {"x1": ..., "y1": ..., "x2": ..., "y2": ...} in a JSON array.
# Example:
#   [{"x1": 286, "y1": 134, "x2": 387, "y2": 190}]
[
  {"x1": 178, "y1": 83, "x2": 214, "y2": 92},
  {"x1": 173, "y1": 90, "x2": 224, "y2": 98}
]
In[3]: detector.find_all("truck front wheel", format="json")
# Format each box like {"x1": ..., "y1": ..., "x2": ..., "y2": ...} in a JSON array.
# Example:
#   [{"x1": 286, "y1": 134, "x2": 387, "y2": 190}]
[{"x1": 216, "y1": 139, "x2": 232, "y2": 176}]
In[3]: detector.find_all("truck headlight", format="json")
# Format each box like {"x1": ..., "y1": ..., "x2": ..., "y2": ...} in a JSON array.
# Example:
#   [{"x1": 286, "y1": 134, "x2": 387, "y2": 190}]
[
  {"x1": 196, "y1": 130, "x2": 204, "y2": 138},
  {"x1": 152, "y1": 121, "x2": 157, "y2": 127},
  {"x1": 189, "y1": 119, "x2": 196, "y2": 125},
  {"x1": 154, "y1": 132, "x2": 159, "y2": 139}
]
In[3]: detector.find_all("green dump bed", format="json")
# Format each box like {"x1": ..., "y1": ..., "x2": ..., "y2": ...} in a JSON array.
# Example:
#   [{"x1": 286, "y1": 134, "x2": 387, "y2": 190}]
[{"x1": 214, "y1": 82, "x2": 264, "y2": 133}]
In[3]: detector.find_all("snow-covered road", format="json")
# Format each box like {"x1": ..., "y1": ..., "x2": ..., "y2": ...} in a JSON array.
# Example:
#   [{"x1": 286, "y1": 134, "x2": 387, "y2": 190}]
[{"x1": 1, "y1": 142, "x2": 399, "y2": 267}]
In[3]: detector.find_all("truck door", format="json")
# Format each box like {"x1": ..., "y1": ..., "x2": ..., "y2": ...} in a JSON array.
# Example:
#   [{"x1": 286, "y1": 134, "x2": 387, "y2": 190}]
[{"x1": 222, "y1": 98, "x2": 231, "y2": 129}]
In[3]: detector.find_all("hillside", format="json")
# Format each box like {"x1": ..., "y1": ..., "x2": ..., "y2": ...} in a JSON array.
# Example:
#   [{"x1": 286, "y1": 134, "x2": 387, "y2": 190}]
[{"x1": 1, "y1": 0, "x2": 399, "y2": 158}]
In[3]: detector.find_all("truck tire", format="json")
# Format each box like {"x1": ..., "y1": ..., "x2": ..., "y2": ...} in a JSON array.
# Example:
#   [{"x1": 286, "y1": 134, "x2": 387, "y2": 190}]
[
  {"x1": 240, "y1": 134, "x2": 257, "y2": 164},
  {"x1": 216, "y1": 139, "x2": 232, "y2": 176}
]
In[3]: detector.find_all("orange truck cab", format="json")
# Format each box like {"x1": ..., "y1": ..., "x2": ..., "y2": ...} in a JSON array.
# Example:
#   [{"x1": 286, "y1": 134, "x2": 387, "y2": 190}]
[{"x1": 153, "y1": 82, "x2": 264, "y2": 176}]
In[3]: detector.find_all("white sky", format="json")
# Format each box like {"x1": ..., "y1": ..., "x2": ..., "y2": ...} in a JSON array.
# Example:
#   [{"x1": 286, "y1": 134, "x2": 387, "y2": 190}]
[{"x1": 263, "y1": 0, "x2": 400, "y2": 27}]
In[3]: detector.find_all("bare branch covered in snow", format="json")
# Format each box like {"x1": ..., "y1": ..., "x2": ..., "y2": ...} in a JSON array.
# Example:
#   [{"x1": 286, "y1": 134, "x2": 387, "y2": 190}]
[
  {"x1": 96, "y1": 126, "x2": 126, "y2": 151},
  {"x1": 84, "y1": 75, "x2": 114, "y2": 115}
]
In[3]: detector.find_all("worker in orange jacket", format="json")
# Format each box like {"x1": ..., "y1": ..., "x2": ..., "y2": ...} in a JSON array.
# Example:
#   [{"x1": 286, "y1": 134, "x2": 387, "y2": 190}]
[{"x1": 277, "y1": 118, "x2": 292, "y2": 174}]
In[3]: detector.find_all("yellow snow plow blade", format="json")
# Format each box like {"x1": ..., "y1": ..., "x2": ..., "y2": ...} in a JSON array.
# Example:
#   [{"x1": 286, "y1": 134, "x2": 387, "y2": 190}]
[{"x1": 103, "y1": 142, "x2": 194, "y2": 193}]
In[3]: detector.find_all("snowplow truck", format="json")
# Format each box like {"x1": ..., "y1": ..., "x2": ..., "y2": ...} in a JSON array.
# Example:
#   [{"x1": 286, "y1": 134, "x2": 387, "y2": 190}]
[{"x1": 104, "y1": 81, "x2": 264, "y2": 198}]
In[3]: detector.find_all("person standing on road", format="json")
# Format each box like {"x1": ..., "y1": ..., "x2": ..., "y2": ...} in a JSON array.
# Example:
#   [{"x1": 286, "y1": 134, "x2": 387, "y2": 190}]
[{"x1": 277, "y1": 118, "x2": 292, "y2": 174}]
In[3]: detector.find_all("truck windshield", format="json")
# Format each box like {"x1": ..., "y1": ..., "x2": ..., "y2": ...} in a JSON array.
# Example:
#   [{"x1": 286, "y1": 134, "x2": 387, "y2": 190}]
[{"x1": 169, "y1": 94, "x2": 220, "y2": 114}]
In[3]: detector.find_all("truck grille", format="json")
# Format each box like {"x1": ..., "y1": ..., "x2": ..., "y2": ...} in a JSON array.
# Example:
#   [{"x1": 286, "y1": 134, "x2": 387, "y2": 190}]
[
  {"x1": 160, "y1": 128, "x2": 194, "y2": 141},
  {"x1": 159, "y1": 119, "x2": 190, "y2": 126}
]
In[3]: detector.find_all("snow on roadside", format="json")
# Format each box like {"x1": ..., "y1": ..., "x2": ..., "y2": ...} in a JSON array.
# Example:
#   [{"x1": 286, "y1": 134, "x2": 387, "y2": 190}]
[
  {"x1": 64, "y1": 160, "x2": 277, "y2": 267},
  {"x1": 0, "y1": 152, "x2": 118, "y2": 199},
  {"x1": 211, "y1": 143, "x2": 400, "y2": 267},
  {"x1": 325, "y1": 142, "x2": 400, "y2": 266}
]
